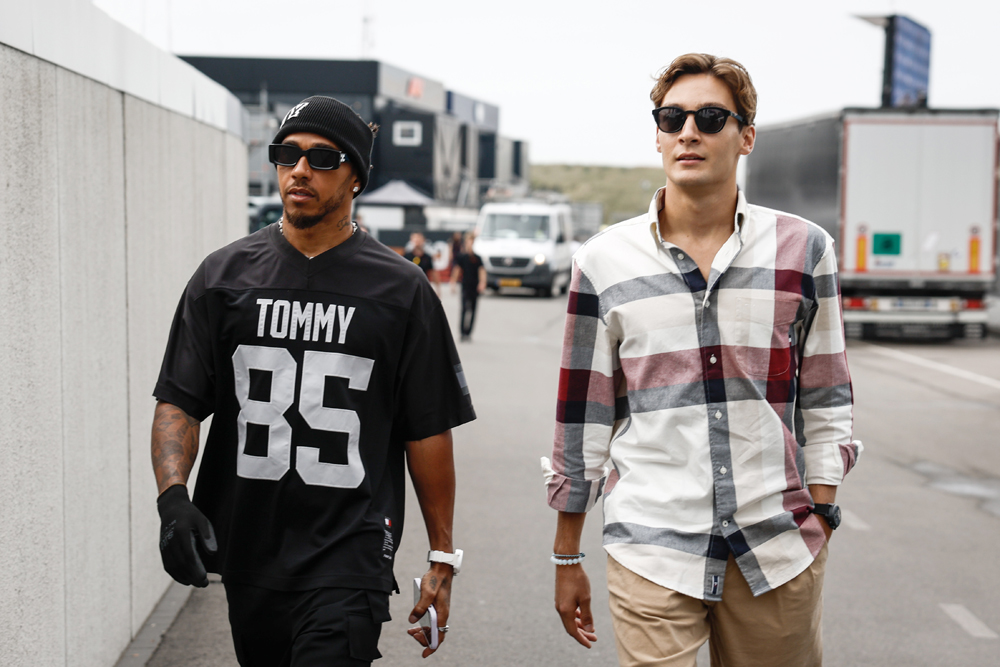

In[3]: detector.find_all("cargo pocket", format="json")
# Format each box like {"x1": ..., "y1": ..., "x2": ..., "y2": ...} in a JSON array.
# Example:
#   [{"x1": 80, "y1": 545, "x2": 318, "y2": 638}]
[
  {"x1": 733, "y1": 294, "x2": 800, "y2": 378},
  {"x1": 366, "y1": 589, "x2": 392, "y2": 623},
  {"x1": 347, "y1": 613, "x2": 383, "y2": 661}
]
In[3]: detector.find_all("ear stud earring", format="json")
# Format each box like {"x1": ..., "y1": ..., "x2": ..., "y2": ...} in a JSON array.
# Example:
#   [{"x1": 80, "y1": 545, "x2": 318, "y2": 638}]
[{"x1": 353, "y1": 186, "x2": 359, "y2": 192}]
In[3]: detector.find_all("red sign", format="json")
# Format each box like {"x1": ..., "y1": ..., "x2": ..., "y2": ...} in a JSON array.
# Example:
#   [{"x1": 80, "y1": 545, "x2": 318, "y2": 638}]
[{"x1": 406, "y1": 77, "x2": 424, "y2": 99}]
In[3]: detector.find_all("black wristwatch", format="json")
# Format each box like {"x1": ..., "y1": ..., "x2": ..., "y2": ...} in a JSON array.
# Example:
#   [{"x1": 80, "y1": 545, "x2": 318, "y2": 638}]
[{"x1": 812, "y1": 503, "x2": 842, "y2": 530}]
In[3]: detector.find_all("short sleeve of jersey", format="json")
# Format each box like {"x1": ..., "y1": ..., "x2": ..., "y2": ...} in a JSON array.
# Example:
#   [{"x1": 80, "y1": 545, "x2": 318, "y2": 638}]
[
  {"x1": 394, "y1": 280, "x2": 476, "y2": 440},
  {"x1": 153, "y1": 265, "x2": 216, "y2": 421}
]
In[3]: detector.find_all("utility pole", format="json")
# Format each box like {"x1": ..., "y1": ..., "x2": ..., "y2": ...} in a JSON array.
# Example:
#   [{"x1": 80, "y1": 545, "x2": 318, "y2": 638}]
[
  {"x1": 361, "y1": 12, "x2": 374, "y2": 59},
  {"x1": 259, "y1": 83, "x2": 269, "y2": 196},
  {"x1": 166, "y1": 0, "x2": 173, "y2": 52}
]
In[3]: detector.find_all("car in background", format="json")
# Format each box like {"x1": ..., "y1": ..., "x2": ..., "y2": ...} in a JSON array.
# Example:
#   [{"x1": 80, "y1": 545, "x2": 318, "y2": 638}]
[
  {"x1": 473, "y1": 201, "x2": 574, "y2": 297},
  {"x1": 249, "y1": 197, "x2": 283, "y2": 234}
]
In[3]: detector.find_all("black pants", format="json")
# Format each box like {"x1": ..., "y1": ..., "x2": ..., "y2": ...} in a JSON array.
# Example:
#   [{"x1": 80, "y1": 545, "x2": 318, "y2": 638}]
[
  {"x1": 224, "y1": 584, "x2": 390, "y2": 667},
  {"x1": 460, "y1": 292, "x2": 479, "y2": 336}
]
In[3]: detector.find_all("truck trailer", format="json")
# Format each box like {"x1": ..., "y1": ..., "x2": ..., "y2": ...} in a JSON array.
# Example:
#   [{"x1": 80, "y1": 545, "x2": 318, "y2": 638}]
[{"x1": 745, "y1": 107, "x2": 999, "y2": 339}]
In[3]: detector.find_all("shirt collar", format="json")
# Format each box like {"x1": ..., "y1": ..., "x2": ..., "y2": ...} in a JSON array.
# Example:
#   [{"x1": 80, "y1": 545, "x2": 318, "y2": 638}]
[{"x1": 646, "y1": 187, "x2": 748, "y2": 247}]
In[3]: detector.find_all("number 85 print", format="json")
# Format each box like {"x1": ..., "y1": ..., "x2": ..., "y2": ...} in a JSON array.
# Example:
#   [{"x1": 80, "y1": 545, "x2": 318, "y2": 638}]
[{"x1": 232, "y1": 345, "x2": 373, "y2": 488}]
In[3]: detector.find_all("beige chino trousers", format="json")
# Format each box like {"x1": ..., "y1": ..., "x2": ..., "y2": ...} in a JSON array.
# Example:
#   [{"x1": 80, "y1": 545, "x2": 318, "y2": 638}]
[{"x1": 607, "y1": 545, "x2": 828, "y2": 667}]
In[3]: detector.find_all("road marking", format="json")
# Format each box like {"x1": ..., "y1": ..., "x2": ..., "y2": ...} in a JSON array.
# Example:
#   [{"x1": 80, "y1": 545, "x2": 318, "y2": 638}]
[
  {"x1": 861, "y1": 343, "x2": 1000, "y2": 392},
  {"x1": 940, "y1": 604, "x2": 999, "y2": 639},
  {"x1": 840, "y1": 508, "x2": 871, "y2": 531}
]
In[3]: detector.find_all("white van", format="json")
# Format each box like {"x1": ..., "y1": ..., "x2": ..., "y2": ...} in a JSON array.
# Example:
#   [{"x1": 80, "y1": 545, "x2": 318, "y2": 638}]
[{"x1": 473, "y1": 202, "x2": 574, "y2": 297}]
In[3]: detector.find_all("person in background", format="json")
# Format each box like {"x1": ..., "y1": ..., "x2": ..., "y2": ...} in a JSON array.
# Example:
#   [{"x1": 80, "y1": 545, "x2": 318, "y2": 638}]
[
  {"x1": 450, "y1": 233, "x2": 486, "y2": 342},
  {"x1": 448, "y1": 231, "x2": 464, "y2": 276},
  {"x1": 544, "y1": 53, "x2": 861, "y2": 667},
  {"x1": 405, "y1": 232, "x2": 441, "y2": 297}
]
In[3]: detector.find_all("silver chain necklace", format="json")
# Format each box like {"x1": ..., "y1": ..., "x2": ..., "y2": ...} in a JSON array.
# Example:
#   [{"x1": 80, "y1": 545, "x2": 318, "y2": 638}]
[{"x1": 279, "y1": 217, "x2": 358, "y2": 237}]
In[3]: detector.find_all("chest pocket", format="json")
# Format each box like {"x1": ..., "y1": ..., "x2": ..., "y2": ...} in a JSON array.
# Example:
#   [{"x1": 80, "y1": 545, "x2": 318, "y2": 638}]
[{"x1": 733, "y1": 294, "x2": 801, "y2": 378}]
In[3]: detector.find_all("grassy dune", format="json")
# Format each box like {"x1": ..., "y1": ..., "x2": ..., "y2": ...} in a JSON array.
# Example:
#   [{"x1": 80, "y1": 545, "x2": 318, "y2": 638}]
[{"x1": 529, "y1": 164, "x2": 665, "y2": 226}]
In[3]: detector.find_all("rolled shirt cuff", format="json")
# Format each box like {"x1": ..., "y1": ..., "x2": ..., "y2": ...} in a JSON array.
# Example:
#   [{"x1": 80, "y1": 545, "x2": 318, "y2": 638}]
[
  {"x1": 803, "y1": 440, "x2": 863, "y2": 486},
  {"x1": 541, "y1": 457, "x2": 606, "y2": 513}
]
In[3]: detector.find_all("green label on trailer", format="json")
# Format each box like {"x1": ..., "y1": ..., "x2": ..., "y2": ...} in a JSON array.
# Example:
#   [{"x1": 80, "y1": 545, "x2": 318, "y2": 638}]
[{"x1": 872, "y1": 233, "x2": 902, "y2": 255}]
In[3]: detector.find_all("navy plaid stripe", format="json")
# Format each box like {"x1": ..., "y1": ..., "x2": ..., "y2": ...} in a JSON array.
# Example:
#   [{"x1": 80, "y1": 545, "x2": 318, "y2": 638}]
[{"x1": 547, "y1": 193, "x2": 860, "y2": 600}]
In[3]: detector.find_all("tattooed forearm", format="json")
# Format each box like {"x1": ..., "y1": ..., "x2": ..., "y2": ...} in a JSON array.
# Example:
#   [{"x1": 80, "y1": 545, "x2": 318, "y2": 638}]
[{"x1": 151, "y1": 401, "x2": 201, "y2": 494}]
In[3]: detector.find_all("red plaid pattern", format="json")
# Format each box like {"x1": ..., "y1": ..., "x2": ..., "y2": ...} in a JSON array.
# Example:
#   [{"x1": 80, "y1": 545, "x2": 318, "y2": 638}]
[{"x1": 544, "y1": 190, "x2": 862, "y2": 600}]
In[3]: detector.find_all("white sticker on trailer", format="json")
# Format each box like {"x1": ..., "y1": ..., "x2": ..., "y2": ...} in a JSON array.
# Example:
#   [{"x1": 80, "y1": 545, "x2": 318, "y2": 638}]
[
  {"x1": 871, "y1": 297, "x2": 958, "y2": 312},
  {"x1": 841, "y1": 115, "x2": 997, "y2": 277}
]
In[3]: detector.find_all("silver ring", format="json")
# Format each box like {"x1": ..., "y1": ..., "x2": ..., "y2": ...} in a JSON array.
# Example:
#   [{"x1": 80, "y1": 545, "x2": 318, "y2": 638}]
[{"x1": 438, "y1": 625, "x2": 450, "y2": 634}]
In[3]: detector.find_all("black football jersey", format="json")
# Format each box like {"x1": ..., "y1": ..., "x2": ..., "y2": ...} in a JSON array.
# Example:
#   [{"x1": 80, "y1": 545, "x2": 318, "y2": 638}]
[{"x1": 154, "y1": 224, "x2": 475, "y2": 592}]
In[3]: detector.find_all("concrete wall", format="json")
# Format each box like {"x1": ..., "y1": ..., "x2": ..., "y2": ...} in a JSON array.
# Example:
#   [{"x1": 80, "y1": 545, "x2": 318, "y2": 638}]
[
  {"x1": 57, "y1": 60, "x2": 132, "y2": 667},
  {"x1": 0, "y1": 21, "x2": 246, "y2": 667},
  {"x1": 0, "y1": 0, "x2": 246, "y2": 138},
  {"x1": 124, "y1": 95, "x2": 246, "y2": 636},
  {"x1": 0, "y1": 45, "x2": 66, "y2": 667}
]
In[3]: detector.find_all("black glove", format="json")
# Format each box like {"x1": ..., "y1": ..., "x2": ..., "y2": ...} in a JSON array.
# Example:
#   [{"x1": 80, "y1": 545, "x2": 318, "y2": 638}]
[{"x1": 157, "y1": 484, "x2": 217, "y2": 587}]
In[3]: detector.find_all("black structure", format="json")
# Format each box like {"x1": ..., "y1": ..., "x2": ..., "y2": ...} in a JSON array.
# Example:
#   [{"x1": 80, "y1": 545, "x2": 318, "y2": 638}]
[
  {"x1": 860, "y1": 15, "x2": 932, "y2": 108},
  {"x1": 743, "y1": 113, "x2": 841, "y2": 238},
  {"x1": 181, "y1": 56, "x2": 528, "y2": 205},
  {"x1": 879, "y1": 15, "x2": 931, "y2": 108}
]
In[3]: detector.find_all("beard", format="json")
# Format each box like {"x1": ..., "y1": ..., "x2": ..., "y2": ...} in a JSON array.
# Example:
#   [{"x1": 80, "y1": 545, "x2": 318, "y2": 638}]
[{"x1": 283, "y1": 183, "x2": 349, "y2": 230}]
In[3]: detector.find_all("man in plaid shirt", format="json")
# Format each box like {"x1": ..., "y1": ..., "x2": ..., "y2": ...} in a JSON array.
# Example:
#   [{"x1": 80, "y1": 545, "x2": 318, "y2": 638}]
[{"x1": 544, "y1": 53, "x2": 862, "y2": 666}]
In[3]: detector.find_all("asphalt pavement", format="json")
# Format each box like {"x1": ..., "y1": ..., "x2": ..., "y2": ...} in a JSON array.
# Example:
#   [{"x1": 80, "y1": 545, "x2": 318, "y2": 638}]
[{"x1": 139, "y1": 288, "x2": 1000, "y2": 667}]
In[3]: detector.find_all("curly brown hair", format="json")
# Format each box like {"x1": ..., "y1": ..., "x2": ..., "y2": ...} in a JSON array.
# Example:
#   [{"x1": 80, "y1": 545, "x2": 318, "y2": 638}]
[{"x1": 650, "y1": 53, "x2": 757, "y2": 127}]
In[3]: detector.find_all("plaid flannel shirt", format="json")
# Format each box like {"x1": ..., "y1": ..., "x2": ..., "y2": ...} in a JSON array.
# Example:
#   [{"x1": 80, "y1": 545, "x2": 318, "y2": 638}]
[{"x1": 544, "y1": 189, "x2": 862, "y2": 600}]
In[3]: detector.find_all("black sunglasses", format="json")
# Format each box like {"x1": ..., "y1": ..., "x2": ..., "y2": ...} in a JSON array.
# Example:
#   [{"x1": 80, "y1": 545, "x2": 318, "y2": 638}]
[
  {"x1": 651, "y1": 106, "x2": 745, "y2": 134},
  {"x1": 268, "y1": 143, "x2": 349, "y2": 170}
]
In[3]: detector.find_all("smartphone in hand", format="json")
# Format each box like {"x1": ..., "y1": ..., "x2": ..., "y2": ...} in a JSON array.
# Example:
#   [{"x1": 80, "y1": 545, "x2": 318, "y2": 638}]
[{"x1": 413, "y1": 578, "x2": 439, "y2": 650}]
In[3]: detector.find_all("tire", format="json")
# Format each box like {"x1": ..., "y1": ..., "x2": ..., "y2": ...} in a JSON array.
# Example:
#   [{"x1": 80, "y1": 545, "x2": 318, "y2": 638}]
[{"x1": 537, "y1": 284, "x2": 554, "y2": 298}]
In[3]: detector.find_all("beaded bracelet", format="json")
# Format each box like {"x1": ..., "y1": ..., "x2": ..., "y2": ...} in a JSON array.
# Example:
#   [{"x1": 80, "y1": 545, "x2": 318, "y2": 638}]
[{"x1": 550, "y1": 552, "x2": 586, "y2": 565}]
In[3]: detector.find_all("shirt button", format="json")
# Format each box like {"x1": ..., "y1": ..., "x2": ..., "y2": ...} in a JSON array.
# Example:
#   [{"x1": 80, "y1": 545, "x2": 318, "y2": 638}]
[
  {"x1": 709, "y1": 355, "x2": 717, "y2": 364},
  {"x1": 715, "y1": 410, "x2": 722, "y2": 420},
  {"x1": 720, "y1": 466, "x2": 728, "y2": 475},
  {"x1": 677, "y1": 253, "x2": 685, "y2": 260},
  {"x1": 722, "y1": 520, "x2": 730, "y2": 527}
]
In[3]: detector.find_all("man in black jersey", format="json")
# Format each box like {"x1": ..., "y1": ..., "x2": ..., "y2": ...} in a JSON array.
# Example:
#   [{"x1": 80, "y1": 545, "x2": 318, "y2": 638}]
[
  {"x1": 151, "y1": 96, "x2": 474, "y2": 665},
  {"x1": 449, "y1": 233, "x2": 486, "y2": 342}
]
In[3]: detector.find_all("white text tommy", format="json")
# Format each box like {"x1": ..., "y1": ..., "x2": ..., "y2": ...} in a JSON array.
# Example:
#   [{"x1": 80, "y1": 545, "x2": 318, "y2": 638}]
[{"x1": 255, "y1": 299, "x2": 355, "y2": 344}]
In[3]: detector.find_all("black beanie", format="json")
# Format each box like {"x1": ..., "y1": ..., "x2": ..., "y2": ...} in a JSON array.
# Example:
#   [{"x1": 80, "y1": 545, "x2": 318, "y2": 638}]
[{"x1": 272, "y1": 96, "x2": 375, "y2": 197}]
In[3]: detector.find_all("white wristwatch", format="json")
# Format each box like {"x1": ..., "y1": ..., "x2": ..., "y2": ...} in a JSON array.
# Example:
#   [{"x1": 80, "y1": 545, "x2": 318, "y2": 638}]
[{"x1": 427, "y1": 549, "x2": 463, "y2": 576}]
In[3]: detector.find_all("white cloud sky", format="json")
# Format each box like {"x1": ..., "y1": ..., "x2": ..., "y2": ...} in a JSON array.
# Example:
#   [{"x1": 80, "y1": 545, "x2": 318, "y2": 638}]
[{"x1": 93, "y1": 0, "x2": 1000, "y2": 166}]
